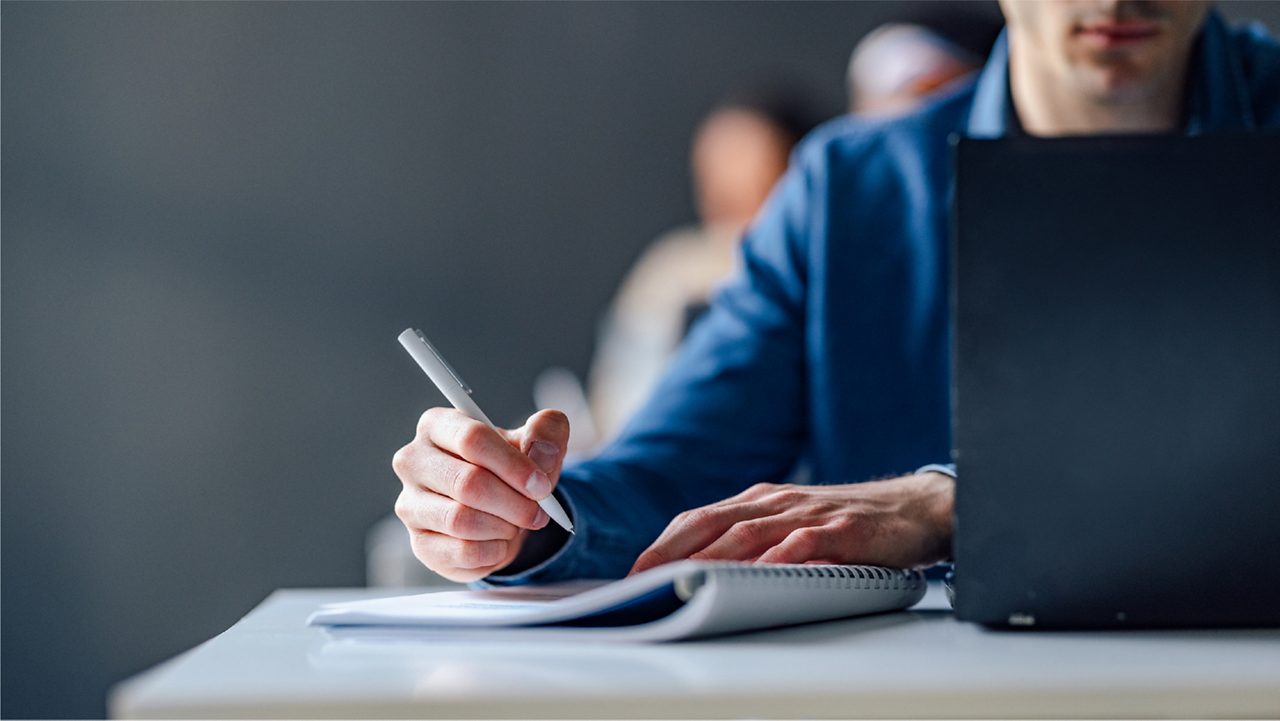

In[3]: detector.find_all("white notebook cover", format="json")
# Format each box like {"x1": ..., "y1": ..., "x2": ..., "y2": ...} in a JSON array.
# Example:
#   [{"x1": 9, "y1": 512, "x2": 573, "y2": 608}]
[{"x1": 308, "y1": 561, "x2": 927, "y2": 641}]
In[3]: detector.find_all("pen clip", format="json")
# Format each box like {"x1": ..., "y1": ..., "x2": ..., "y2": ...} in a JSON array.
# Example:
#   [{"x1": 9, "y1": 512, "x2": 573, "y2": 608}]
[{"x1": 414, "y1": 329, "x2": 473, "y2": 395}]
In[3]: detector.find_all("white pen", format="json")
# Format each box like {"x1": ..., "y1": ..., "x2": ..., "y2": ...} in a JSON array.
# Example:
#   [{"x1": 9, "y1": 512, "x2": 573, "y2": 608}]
[{"x1": 398, "y1": 328, "x2": 575, "y2": 535}]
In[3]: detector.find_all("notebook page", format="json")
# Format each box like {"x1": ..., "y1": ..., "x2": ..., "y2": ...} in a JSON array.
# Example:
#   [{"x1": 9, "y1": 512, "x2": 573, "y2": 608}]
[{"x1": 308, "y1": 562, "x2": 697, "y2": 627}]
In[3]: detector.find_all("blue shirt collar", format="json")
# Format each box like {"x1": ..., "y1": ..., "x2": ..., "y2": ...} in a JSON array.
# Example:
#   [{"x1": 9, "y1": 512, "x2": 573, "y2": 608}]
[
  {"x1": 965, "y1": 31, "x2": 1012, "y2": 138},
  {"x1": 965, "y1": 11, "x2": 1256, "y2": 138}
]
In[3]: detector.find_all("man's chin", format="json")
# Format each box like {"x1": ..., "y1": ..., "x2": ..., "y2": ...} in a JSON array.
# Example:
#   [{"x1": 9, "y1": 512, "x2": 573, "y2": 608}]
[{"x1": 1080, "y1": 61, "x2": 1164, "y2": 104}]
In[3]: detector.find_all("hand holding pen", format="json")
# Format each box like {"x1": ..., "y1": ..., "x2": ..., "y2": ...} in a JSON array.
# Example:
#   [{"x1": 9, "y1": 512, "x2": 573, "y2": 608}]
[{"x1": 392, "y1": 329, "x2": 574, "y2": 583}]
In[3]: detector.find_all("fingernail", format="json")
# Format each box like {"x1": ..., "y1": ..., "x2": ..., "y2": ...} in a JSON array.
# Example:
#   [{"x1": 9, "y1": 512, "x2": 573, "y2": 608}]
[
  {"x1": 529, "y1": 440, "x2": 559, "y2": 474},
  {"x1": 525, "y1": 470, "x2": 552, "y2": 499},
  {"x1": 533, "y1": 509, "x2": 550, "y2": 529}
]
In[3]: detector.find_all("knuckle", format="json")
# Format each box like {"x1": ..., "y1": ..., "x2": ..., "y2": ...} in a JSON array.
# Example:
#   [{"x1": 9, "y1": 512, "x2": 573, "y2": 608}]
[
  {"x1": 829, "y1": 516, "x2": 858, "y2": 536},
  {"x1": 393, "y1": 490, "x2": 414, "y2": 525},
  {"x1": 417, "y1": 407, "x2": 446, "y2": 437},
  {"x1": 442, "y1": 504, "x2": 475, "y2": 537},
  {"x1": 451, "y1": 465, "x2": 489, "y2": 505},
  {"x1": 454, "y1": 422, "x2": 489, "y2": 457},
  {"x1": 727, "y1": 520, "x2": 764, "y2": 546},
  {"x1": 391, "y1": 444, "x2": 415, "y2": 478},
  {"x1": 408, "y1": 528, "x2": 430, "y2": 550},
  {"x1": 681, "y1": 507, "x2": 715, "y2": 530},
  {"x1": 457, "y1": 541, "x2": 499, "y2": 569},
  {"x1": 749, "y1": 482, "x2": 779, "y2": 495},
  {"x1": 771, "y1": 488, "x2": 805, "y2": 506},
  {"x1": 833, "y1": 516, "x2": 866, "y2": 540},
  {"x1": 787, "y1": 527, "x2": 822, "y2": 555},
  {"x1": 408, "y1": 531, "x2": 441, "y2": 568}
]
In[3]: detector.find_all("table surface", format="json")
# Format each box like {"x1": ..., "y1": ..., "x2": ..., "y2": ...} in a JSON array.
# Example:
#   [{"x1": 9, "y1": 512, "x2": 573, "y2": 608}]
[{"x1": 111, "y1": 584, "x2": 1280, "y2": 719}]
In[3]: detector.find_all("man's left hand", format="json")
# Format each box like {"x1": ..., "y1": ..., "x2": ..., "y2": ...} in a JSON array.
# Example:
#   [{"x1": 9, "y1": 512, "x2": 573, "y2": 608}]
[{"x1": 629, "y1": 472, "x2": 954, "y2": 575}]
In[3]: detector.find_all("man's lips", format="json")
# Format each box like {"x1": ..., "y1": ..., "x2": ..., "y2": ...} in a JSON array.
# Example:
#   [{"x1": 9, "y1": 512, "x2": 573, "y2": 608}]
[{"x1": 1075, "y1": 20, "x2": 1163, "y2": 48}]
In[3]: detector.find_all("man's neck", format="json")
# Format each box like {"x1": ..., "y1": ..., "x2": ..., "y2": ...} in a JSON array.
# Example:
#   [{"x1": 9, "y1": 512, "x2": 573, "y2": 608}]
[{"x1": 1007, "y1": 35, "x2": 1188, "y2": 136}]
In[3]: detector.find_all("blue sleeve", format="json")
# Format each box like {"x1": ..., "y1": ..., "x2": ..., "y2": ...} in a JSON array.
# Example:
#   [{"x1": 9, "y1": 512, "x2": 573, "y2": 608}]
[{"x1": 487, "y1": 146, "x2": 821, "y2": 584}]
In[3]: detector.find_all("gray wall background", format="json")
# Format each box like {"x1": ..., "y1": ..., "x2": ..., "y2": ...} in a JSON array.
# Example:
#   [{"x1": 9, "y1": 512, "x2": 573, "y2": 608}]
[{"x1": 3, "y1": 2, "x2": 1276, "y2": 718}]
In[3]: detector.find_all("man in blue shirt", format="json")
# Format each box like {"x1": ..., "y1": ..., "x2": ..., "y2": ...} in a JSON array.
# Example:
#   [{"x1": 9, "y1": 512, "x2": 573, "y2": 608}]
[{"x1": 392, "y1": 1, "x2": 1280, "y2": 584}]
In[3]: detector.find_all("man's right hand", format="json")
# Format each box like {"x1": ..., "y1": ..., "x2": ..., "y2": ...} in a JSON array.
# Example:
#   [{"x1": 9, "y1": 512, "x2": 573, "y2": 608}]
[{"x1": 392, "y1": 408, "x2": 570, "y2": 582}]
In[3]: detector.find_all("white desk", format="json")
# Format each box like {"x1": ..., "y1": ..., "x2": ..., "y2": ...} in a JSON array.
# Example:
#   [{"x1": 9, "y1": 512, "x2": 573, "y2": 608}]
[{"x1": 111, "y1": 584, "x2": 1280, "y2": 718}]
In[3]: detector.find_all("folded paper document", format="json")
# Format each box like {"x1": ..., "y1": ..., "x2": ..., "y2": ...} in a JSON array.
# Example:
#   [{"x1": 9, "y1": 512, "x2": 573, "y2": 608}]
[{"x1": 308, "y1": 560, "x2": 927, "y2": 641}]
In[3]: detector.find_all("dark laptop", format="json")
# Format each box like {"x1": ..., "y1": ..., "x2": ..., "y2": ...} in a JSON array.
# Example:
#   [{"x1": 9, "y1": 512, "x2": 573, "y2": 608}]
[{"x1": 952, "y1": 135, "x2": 1280, "y2": 628}]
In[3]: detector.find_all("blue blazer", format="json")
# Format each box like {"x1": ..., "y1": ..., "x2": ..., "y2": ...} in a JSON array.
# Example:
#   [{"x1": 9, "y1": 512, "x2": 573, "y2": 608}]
[{"x1": 494, "y1": 13, "x2": 1280, "y2": 583}]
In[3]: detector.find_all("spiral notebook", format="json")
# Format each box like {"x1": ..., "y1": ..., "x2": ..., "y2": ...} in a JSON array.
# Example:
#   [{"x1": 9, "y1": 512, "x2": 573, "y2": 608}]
[{"x1": 308, "y1": 560, "x2": 927, "y2": 641}]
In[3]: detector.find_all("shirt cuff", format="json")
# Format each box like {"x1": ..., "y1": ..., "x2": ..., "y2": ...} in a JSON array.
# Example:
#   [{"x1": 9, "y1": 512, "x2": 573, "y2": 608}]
[
  {"x1": 915, "y1": 463, "x2": 956, "y2": 479},
  {"x1": 473, "y1": 486, "x2": 583, "y2": 588}
]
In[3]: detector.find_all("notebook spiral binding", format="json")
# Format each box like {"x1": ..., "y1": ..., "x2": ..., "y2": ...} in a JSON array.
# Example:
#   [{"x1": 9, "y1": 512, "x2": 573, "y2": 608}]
[{"x1": 706, "y1": 563, "x2": 926, "y2": 591}]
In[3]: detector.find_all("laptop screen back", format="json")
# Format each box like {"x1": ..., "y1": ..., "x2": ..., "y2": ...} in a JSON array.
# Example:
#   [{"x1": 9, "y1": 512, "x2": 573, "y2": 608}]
[{"x1": 952, "y1": 135, "x2": 1280, "y2": 628}]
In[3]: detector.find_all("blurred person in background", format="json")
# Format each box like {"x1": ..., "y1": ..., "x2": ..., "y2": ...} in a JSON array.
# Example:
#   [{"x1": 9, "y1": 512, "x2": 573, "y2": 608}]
[
  {"x1": 395, "y1": 1, "x2": 1279, "y2": 584},
  {"x1": 585, "y1": 86, "x2": 822, "y2": 443},
  {"x1": 582, "y1": 17, "x2": 999, "y2": 446},
  {"x1": 847, "y1": 23, "x2": 984, "y2": 116}
]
